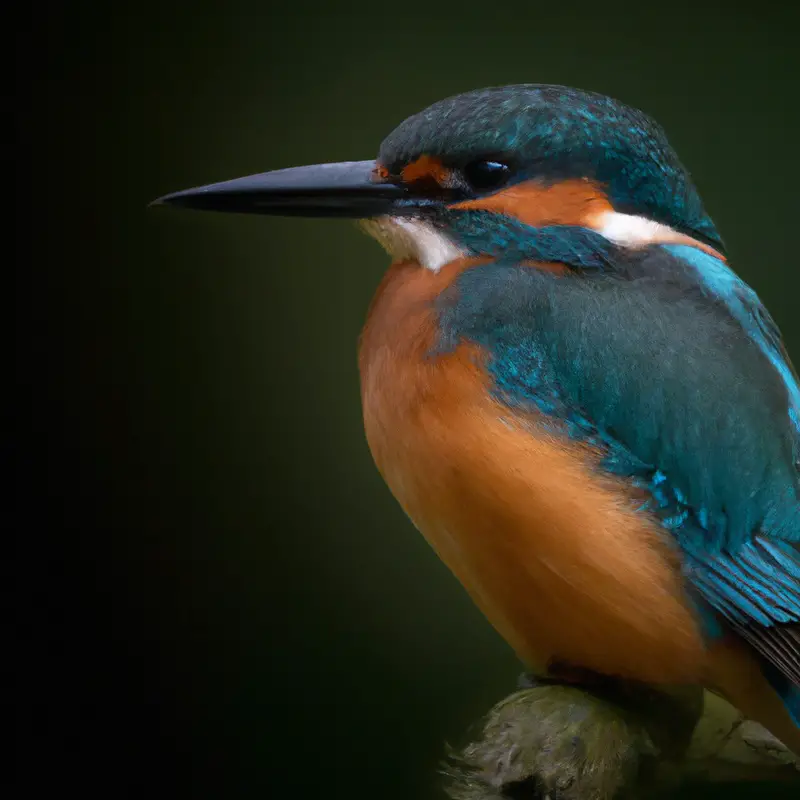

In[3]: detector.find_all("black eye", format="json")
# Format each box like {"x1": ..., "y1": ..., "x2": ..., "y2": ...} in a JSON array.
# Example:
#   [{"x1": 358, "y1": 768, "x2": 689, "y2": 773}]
[{"x1": 462, "y1": 159, "x2": 512, "y2": 192}]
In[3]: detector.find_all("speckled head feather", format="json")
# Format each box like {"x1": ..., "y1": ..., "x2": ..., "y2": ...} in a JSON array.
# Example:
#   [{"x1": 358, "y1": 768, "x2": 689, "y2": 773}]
[{"x1": 378, "y1": 84, "x2": 723, "y2": 251}]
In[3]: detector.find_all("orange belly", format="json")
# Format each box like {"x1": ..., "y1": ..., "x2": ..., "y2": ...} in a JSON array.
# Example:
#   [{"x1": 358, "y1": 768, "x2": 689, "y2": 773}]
[{"x1": 359, "y1": 257, "x2": 706, "y2": 684}]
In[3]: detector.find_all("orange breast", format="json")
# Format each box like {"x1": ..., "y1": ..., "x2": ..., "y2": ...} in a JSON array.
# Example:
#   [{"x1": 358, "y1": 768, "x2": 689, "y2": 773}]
[{"x1": 358, "y1": 258, "x2": 706, "y2": 684}]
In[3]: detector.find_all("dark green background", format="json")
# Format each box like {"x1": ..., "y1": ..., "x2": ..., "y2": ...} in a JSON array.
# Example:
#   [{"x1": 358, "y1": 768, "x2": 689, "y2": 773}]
[{"x1": 19, "y1": 3, "x2": 799, "y2": 798}]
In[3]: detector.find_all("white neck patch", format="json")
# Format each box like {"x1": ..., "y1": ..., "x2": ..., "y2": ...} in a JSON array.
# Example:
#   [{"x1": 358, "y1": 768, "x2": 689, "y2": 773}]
[
  {"x1": 594, "y1": 210, "x2": 696, "y2": 248},
  {"x1": 360, "y1": 216, "x2": 465, "y2": 272}
]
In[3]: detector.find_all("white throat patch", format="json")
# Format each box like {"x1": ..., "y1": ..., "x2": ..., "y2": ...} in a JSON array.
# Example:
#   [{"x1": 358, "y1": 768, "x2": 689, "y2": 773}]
[{"x1": 360, "y1": 216, "x2": 465, "y2": 272}]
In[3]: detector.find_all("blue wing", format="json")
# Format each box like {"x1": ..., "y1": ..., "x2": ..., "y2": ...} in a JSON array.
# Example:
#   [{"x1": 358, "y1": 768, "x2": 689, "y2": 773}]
[
  {"x1": 659, "y1": 246, "x2": 799, "y2": 686},
  {"x1": 437, "y1": 241, "x2": 800, "y2": 686}
]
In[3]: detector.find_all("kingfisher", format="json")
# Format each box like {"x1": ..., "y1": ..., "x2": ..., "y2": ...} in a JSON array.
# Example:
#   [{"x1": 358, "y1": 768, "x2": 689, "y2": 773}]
[{"x1": 154, "y1": 84, "x2": 800, "y2": 753}]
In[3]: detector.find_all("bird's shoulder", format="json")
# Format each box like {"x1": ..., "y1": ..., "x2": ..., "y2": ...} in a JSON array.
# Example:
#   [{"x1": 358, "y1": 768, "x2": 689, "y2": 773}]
[{"x1": 436, "y1": 242, "x2": 799, "y2": 549}]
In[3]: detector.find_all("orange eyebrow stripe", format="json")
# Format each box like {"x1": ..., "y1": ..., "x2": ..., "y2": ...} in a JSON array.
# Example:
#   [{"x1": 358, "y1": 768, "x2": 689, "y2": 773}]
[
  {"x1": 401, "y1": 154, "x2": 451, "y2": 184},
  {"x1": 451, "y1": 178, "x2": 613, "y2": 227}
]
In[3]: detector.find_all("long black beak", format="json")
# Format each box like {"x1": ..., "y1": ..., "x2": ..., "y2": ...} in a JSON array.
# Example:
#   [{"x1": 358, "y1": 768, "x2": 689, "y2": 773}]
[{"x1": 151, "y1": 160, "x2": 440, "y2": 218}]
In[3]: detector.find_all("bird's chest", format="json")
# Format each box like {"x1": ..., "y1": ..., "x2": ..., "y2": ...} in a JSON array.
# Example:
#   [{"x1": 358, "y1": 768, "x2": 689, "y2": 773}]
[
  {"x1": 359, "y1": 260, "x2": 538, "y2": 657},
  {"x1": 357, "y1": 259, "x2": 704, "y2": 681},
  {"x1": 358, "y1": 259, "x2": 517, "y2": 574},
  {"x1": 358, "y1": 259, "x2": 483, "y2": 527}
]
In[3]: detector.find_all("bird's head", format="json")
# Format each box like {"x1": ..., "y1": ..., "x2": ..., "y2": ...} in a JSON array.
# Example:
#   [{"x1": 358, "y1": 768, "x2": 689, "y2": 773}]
[{"x1": 154, "y1": 85, "x2": 723, "y2": 269}]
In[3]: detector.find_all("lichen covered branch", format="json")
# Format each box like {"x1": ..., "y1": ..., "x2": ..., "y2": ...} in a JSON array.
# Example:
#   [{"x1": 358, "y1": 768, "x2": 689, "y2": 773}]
[{"x1": 444, "y1": 683, "x2": 799, "y2": 800}]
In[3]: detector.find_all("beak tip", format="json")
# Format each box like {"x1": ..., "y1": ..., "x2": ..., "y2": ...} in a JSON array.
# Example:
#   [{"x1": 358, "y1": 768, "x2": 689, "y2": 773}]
[{"x1": 149, "y1": 190, "x2": 189, "y2": 209}]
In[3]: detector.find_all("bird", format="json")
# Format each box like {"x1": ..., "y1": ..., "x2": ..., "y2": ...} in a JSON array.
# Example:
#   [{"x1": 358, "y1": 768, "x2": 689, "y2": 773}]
[{"x1": 153, "y1": 84, "x2": 800, "y2": 753}]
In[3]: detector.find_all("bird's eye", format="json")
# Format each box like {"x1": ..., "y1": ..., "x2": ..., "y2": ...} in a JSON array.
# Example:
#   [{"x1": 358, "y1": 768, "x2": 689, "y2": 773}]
[{"x1": 462, "y1": 159, "x2": 512, "y2": 192}]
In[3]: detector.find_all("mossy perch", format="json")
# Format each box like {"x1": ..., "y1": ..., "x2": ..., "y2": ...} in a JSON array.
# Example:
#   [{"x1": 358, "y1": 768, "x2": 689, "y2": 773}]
[{"x1": 444, "y1": 680, "x2": 800, "y2": 799}]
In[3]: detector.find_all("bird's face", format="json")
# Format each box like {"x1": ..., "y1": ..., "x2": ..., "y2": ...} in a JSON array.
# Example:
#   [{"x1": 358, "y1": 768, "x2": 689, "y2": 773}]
[{"x1": 154, "y1": 85, "x2": 722, "y2": 268}]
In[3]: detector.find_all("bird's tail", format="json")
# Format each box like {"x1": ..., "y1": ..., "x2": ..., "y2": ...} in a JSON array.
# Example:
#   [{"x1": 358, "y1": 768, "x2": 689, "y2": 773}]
[
  {"x1": 708, "y1": 639, "x2": 800, "y2": 754},
  {"x1": 765, "y1": 664, "x2": 800, "y2": 728},
  {"x1": 786, "y1": 682, "x2": 800, "y2": 727}
]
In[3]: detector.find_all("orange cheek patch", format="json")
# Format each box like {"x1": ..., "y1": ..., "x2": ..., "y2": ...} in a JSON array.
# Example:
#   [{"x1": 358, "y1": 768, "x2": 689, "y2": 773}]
[
  {"x1": 401, "y1": 154, "x2": 451, "y2": 185},
  {"x1": 452, "y1": 178, "x2": 613, "y2": 228},
  {"x1": 373, "y1": 163, "x2": 391, "y2": 181}
]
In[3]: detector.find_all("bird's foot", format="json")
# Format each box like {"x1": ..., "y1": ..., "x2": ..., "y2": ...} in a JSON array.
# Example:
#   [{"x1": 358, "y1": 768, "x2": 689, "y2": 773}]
[
  {"x1": 517, "y1": 661, "x2": 631, "y2": 691},
  {"x1": 516, "y1": 664, "x2": 604, "y2": 691}
]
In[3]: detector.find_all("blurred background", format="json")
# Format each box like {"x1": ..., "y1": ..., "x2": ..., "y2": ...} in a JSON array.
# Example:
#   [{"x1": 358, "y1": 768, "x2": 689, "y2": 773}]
[{"x1": 17, "y1": 2, "x2": 799, "y2": 797}]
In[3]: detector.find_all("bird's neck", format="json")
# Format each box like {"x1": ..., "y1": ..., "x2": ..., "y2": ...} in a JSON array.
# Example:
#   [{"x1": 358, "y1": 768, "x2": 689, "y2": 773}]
[{"x1": 362, "y1": 179, "x2": 725, "y2": 273}]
